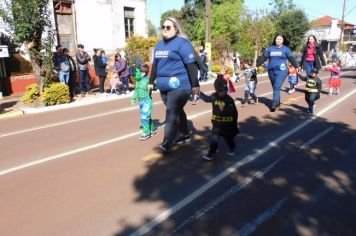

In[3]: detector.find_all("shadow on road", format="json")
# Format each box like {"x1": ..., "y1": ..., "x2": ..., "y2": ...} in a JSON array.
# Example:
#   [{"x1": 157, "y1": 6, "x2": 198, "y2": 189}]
[{"x1": 114, "y1": 85, "x2": 356, "y2": 236}]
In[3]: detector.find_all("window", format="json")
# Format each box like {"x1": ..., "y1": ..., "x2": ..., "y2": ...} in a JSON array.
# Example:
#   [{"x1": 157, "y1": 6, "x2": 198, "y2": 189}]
[{"x1": 124, "y1": 7, "x2": 135, "y2": 39}]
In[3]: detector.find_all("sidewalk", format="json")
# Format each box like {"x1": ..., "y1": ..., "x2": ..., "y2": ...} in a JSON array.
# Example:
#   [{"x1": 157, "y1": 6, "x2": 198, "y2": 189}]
[
  {"x1": 0, "y1": 92, "x2": 133, "y2": 120},
  {"x1": 0, "y1": 71, "x2": 268, "y2": 120}
]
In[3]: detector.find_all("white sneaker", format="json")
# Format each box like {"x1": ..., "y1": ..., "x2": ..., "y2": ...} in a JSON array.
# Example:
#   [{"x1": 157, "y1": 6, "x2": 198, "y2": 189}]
[{"x1": 288, "y1": 88, "x2": 295, "y2": 94}]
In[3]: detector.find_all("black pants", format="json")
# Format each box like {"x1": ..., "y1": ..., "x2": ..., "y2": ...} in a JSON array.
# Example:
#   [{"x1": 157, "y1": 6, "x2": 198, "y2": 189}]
[
  {"x1": 161, "y1": 89, "x2": 191, "y2": 143},
  {"x1": 99, "y1": 76, "x2": 106, "y2": 93},
  {"x1": 243, "y1": 90, "x2": 258, "y2": 103},
  {"x1": 305, "y1": 92, "x2": 319, "y2": 112},
  {"x1": 209, "y1": 127, "x2": 236, "y2": 154},
  {"x1": 68, "y1": 71, "x2": 76, "y2": 98}
]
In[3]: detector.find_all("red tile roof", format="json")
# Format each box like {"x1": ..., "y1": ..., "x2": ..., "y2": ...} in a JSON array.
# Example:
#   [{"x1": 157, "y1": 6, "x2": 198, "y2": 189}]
[{"x1": 311, "y1": 15, "x2": 354, "y2": 27}]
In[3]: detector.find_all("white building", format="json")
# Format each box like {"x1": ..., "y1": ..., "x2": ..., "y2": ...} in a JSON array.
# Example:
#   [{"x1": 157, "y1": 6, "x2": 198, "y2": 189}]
[
  {"x1": 307, "y1": 15, "x2": 356, "y2": 52},
  {"x1": 51, "y1": 0, "x2": 148, "y2": 54}
]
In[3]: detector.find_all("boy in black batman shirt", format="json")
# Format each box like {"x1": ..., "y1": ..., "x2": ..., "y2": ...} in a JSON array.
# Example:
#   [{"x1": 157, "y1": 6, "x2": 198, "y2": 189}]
[
  {"x1": 199, "y1": 75, "x2": 239, "y2": 161},
  {"x1": 297, "y1": 68, "x2": 322, "y2": 115}
]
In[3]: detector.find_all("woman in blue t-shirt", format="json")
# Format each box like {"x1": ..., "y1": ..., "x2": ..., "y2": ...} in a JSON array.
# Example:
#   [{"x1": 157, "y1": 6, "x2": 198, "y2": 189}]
[
  {"x1": 257, "y1": 33, "x2": 299, "y2": 112},
  {"x1": 149, "y1": 17, "x2": 200, "y2": 152}
]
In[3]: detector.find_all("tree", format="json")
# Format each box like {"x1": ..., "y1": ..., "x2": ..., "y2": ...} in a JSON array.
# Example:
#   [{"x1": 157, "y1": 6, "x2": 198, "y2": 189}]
[
  {"x1": 0, "y1": 0, "x2": 55, "y2": 90},
  {"x1": 276, "y1": 9, "x2": 310, "y2": 51},
  {"x1": 237, "y1": 10, "x2": 276, "y2": 64},
  {"x1": 269, "y1": 0, "x2": 296, "y2": 19},
  {"x1": 148, "y1": 19, "x2": 157, "y2": 37}
]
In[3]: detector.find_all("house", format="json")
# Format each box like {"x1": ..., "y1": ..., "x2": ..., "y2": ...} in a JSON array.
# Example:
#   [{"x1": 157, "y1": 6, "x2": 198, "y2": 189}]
[
  {"x1": 307, "y1": 15, "x2": 356, "y2": 52},
  {"x1": 51, "y1": 0, "x2": 148, "y2": 54},
  {"x1": 0, "y1": 0, "x2": 148, "y2": 95}
]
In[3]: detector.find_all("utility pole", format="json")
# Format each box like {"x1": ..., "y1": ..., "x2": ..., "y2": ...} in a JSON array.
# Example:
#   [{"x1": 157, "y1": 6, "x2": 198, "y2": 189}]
[
  {"x1": 205, "y1": 0, "x2": 212, "y2": 66},
  {"x1": 205, "y1": 0, "x2": 211, "y2": 44},
  {"x1": 339, "y1": 0, "x2": 346, "y2": 48}
]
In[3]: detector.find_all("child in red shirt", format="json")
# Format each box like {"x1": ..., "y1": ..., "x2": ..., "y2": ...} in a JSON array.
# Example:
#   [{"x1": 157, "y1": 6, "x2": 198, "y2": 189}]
[{"x1": 325, "y1": 59, "x2": 341, "y2": 95}]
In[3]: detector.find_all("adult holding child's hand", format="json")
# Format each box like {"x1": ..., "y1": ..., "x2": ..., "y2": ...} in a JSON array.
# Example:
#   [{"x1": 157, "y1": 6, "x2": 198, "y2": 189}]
[
  {"x1": 300, "y1": 35, "x2": 326, "y2": 76},
  {"x1": 148, "y1": 17, "x2": 199, "y2": 152},
  {"x1": 256, "y1": 33, "x2": 299, "y2": 112}
]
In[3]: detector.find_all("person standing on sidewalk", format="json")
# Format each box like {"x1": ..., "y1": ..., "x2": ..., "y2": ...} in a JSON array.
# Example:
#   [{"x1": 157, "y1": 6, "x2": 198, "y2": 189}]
[
  {"x1": 93, "y1": 49, "x2": 107, "y2": 94},
  {"x1": 256, "y1": 33, "x2": 299, "y2": 112},
  {"x1": 76, "y1": 44, "x2": 91, "y2": 97},
  {"x1": 63, "y1": 48, "x2": 76, "y2": 99},
  {"x1": 52, "y1": 44, "x2": 70, "y2": 84},
  {"x1": 148, "y1": 17, "x2": 200, "y2": 153},
  {"x1": 115, "y1": 52, "x2": 130, "y2": 94}
]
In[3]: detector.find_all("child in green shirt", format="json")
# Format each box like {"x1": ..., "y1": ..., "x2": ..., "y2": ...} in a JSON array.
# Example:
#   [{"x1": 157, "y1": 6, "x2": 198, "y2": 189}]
[{"x1": 131, "y1": 64, "x2": 157, "y2": 140}]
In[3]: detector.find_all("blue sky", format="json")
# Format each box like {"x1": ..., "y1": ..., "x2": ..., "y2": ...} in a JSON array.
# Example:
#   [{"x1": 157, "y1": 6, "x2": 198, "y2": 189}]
[
  {"x1": 147, "y1": 0, "x2": 356, "y2": 27},
  {"x1": 147, "y1": 0, "x2": 184, "y2": 28}
]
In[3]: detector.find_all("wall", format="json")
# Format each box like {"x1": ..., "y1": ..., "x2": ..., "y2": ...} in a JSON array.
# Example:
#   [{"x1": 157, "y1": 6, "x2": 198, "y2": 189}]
[{"x1": 75, "y1": 0, "x2": 147, "y2": 54}]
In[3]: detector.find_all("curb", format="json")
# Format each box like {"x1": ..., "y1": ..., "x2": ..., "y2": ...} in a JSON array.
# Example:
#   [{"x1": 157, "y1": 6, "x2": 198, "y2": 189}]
[{"x1": 0, "y1": 110, "x2": 24, "y2": 120}]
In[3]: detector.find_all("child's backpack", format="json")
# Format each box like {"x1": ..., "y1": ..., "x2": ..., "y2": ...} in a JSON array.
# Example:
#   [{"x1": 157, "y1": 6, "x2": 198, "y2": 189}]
[{"x1": 288, "y1": 67, "x2": 298, "y2": 85}]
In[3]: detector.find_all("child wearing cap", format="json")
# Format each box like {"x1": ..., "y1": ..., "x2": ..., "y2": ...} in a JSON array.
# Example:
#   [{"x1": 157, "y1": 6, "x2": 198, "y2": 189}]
[
  {"x1": 199, "y1": 75, "x2": 239, "y2": 161},
  {"x1": 131, "y1": 64, "x2": 157, "y2": 140},
  {"x1": 297, "y1": 68, "x2": 322, "y2": 115}
]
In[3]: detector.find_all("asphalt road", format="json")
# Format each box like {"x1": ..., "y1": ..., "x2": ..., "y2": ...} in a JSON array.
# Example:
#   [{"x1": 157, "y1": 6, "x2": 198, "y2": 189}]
[{"x1": 0, "y1": 68, "x2": 355, "y2": 236}]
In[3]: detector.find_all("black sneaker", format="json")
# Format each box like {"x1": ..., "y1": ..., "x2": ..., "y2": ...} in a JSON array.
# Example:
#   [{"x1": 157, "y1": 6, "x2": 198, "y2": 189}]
[
  {"x1": 270, "y1": 101, "x2": 280, "y2": 112},
  {"x1": 202, "y1": 152, "x2": 216, "y2": 161},
  {"x1": 173, "y1": 133, "x2": 191, "y2": 144},
  {"x1": 159, "y1": 140, "x2": 172, "y2": 152}
]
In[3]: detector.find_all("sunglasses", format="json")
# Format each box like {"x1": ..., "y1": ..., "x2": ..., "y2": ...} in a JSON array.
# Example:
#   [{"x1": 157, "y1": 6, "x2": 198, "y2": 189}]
[{"x1": 161, "y1": 25, "x2": 172, "y2": 31}]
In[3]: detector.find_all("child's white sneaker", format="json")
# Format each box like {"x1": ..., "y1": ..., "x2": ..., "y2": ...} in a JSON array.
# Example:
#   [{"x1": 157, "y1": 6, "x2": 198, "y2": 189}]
[{"x1": 288, "y1": 88, "x2": 295, "y2": 94}]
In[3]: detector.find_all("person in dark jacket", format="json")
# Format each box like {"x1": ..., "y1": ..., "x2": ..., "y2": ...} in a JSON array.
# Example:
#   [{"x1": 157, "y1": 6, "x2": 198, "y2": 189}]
[
  {"x1": 76, "y1": 44, "x2": 91, "y2": 97},
  {"x1": 199, "y1": 75, "x2": 239, "y2": 161},
  {"x1": 297, "y1": 68, "x2": 322, "y2": 115},
  {"x1": 198, "y1": 47, "x2": 208, "y2": 82},
  {"x1": 63, "y1": 48, "x2": 76, "y2": 98},
  {"x1": 300, "y1": 35, "x2": 326, "y2": 76},
  {"x1": 115, "y1": 52, "x2": 130, "y2": 94},
  {"x1": 93, "y1": 49, "x2": 108, "y2": 94}
]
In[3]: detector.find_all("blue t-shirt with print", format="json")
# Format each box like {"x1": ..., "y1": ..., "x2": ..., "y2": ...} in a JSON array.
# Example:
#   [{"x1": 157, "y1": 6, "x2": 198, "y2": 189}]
[
  {"x1": 153, "y1": 36, "x2": 196, "y2": 91},
  {"x1": 264, "y1": 45, "x2": 292, "y2": 71}
]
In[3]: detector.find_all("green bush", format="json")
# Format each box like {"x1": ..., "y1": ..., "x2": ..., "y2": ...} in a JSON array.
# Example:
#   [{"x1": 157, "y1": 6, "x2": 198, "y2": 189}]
[
  {"x1": 211, "y1": 65, "x2": 233, "y2": 74},
  {"x1": 40, "y1": 83, "x2": 70, "y2": 106},
  {"x1": 20, "y1": 83, "x2": 40, "y2": 104},
  {"x1": 257, "y1": 66, "x2": 266, "y2": 74},
  {"x1": 125, "y1": 35, "x2": 159, "y2": 64}
]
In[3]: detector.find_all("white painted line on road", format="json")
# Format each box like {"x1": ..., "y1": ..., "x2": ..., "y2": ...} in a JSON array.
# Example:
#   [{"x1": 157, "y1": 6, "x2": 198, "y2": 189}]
[
  {"x1": 0, "y1": 71, "x2": 338, "y2": 139},
  {"x1": 299, "y1": 126, "x2": 334, "y2": 150},
  {"x1": 169, "y1": 158, "x2": 283, "y2": 235},
  {"x1": 0, "y1": 80, "x2": 271, "y2": 139},
  {"x1": 1, "y1": 86, "x2": 354, "y2": 178},
  {"x1": 129, "y1": 88, "x2": 356, "y2": 236},
  {"x1": 0, "y1": 130, "x2": 142, "y2": 176},
  {"x1": 236, "y1": 197, "x2": 288, "y2": 236},
  {"x1": 169, "y1": 125, "x2": 334, "y2": 235},
  {"x1": 0, "y1": 101, "x2": 162, "y2": 139}
]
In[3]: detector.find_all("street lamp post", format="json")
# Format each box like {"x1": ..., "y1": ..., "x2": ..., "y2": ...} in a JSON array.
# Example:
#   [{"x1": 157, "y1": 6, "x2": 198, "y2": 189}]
[{"x1": 338, "y1": 0, "x2": 346, "y2": 48}]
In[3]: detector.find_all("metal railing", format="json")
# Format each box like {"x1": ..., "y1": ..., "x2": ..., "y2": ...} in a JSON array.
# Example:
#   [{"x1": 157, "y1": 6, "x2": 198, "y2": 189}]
[{"x1": 343, "y1": 35, "x2": 356, "y2": 42}]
